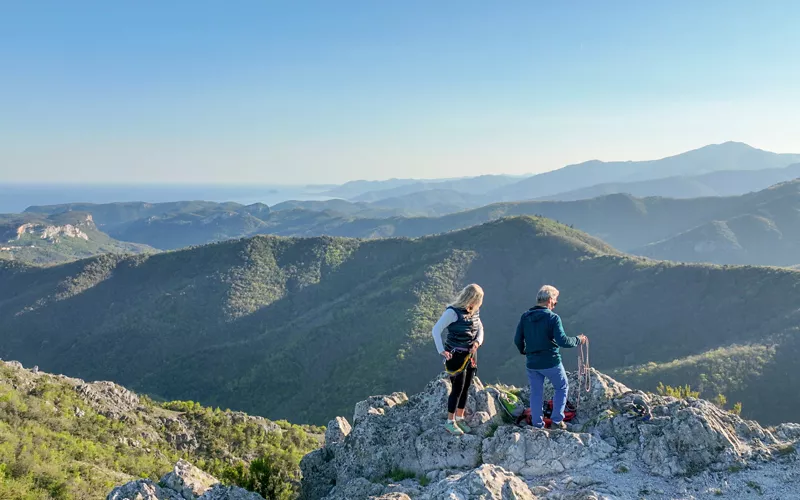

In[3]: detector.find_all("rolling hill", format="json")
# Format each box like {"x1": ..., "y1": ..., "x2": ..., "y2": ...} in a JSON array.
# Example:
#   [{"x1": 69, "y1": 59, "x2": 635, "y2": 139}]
[
  {"x1": 267, "y1": 180, "x2": 800, "y2": 267},
  {"x1": 323, "y1": 174, "x2": 521, "y2": 200},
  {"x1": 636, "y1": 181, "x2": 800, "y2": 265},
  {"x1": 23, "y1": 179, "x2": 800, "y2": 267},
  {"x1": 2, "y1": 216, "x2": 800, "y2": 426},
  {"x1": 0, "y1": 211, "x2": 154, "y2": 264},
  {"x1": 25, "y1": 201, "x2": 273, "y2": 250}
]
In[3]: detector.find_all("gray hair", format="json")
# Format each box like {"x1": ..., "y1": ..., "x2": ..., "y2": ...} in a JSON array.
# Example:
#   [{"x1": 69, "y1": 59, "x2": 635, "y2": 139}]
[{"x1": 536, "y1": 285, "x2": 559, "y2": 304}]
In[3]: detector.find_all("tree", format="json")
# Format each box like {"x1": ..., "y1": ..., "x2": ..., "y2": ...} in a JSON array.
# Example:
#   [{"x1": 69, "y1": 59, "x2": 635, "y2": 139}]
[{"x1": 244, "y1": 453, "x2": 296, "y2": 500}]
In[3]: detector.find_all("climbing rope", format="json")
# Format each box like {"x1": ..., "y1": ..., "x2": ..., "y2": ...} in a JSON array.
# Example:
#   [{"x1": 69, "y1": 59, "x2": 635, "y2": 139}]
[{"x1": 575, "y1": 337, "x2": 591, "y2": 411}]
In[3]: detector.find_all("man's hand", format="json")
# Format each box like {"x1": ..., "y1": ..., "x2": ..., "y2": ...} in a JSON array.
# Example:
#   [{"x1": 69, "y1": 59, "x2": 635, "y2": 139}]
[
  {"x1": 577, "y1": 334, "x2": 588, "y2": 345},
  {"x1": 441, "y1": 350, "x2": 453, "y2": 360},
  {"x1": 470, "y1": 343, "x2": 480, "y2": 354}
]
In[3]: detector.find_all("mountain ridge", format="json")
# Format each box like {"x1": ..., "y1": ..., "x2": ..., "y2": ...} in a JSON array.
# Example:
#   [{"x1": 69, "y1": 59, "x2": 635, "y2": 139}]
[
  {"x1": 492, "y1": 142, "x2": 800, "y2": 202},
  {"x1": 3, "y1": 216, "x2": 800, "y2": 426}
]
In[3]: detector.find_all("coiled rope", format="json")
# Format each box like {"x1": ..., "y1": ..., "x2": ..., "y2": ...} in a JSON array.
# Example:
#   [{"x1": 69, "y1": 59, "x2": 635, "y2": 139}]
[{"x1": 575, "y1": 337, "x2": 591, "y2": 411}]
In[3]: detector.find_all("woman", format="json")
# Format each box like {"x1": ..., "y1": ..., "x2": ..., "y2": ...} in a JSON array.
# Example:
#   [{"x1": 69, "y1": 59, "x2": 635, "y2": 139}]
[{"x1": 432, "y1": 284, "x2": 485, "y2": 435}]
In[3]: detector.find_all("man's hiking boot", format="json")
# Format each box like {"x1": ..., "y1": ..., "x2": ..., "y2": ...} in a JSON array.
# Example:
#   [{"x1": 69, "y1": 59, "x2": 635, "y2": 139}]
[
  {"x1": 444, "y1": 420, "x2": 464, "y2": 436},
  {"x1": 455, "y1": 419, "x2": 472, "y2": 434},
  {"x1": 551, "y1": 421, "x2": 568, "y2": 431}
]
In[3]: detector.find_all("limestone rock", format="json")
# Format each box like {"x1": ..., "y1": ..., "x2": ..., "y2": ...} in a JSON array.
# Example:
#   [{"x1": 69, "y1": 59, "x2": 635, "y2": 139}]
[
  {"x1": 373, "y1": 494, "x2": 413, "y2": 500},
  {"x1": 109, "y1": 460, "x2": 266, "y2": 500},
  {"x1": 76, "y1": 380, "x2": 141, "y2": 420},
  {"x1": 107, "y1": 479, "x2": 178, "y2": 500},
  {"x1": 160, "y1": 460, "x2": 217, "y2": 499},
  {"x1": 300, "y1": 448, "x2": 337, "y2": 500},
  {"x1": 483, "y1": 427, "x2": 613, "y2": 478},
  {"x1": 160, "y1": 417, "x2": 200, "y2": 453},
  {"x1": 198, "y1": 484, "x2": 265, "y2": 499},
  {"x1": 421, "y1": 464, "x2": 536, "y2": 500},
  {"x1": 637, "y1": 399, "x2": 775, "y2": 476},
  {"x1": 774, "y1": 423, "x2": 800, "y2": 441},
  {"x1": 321, "y1": 477, "x2": 387, "y2": 500},
  {"x1": 541, "y1": 369, "x2": 631, "y2": 420},
  {"x1": 300, "y1": 369, "x2": 800, "y2": 500},
  {"x1": 353, "y1": 392, "x2": 409, "y2": 425},
  {"x1": 6, "y1": 360, "x2": 24, "y2": 370},
  {"x1": 325, "y1": 416, "x2": 352, "y2": 446}
]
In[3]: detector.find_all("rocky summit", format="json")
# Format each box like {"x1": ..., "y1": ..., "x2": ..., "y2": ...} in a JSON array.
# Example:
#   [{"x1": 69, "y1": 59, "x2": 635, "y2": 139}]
[{"x1": 300, "y1": 369, "x2": 800, "y2": 500}]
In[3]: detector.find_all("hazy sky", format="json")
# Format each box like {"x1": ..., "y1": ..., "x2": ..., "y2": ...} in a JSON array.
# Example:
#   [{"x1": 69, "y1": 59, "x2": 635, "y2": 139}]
[{"x1": 2, "y1": 1, "x2": 799, "y2": 184}]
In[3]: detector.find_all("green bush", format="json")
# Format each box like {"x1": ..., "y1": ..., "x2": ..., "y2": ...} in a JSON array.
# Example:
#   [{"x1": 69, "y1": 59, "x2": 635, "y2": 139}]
[{"x1": 656, "y1": 383, "x2": 699, "y2": 399}]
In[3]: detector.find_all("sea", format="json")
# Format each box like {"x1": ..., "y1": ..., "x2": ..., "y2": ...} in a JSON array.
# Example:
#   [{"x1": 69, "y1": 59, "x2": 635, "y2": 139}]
[{"x1": 0, "y1": 184, "x2": 336, "y2": 214}]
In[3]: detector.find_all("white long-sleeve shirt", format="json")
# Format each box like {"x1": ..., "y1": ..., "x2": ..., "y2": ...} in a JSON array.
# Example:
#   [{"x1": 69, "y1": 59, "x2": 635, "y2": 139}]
[{"x1": 432, "y1": 308, "x2": 484, "y2": 354}]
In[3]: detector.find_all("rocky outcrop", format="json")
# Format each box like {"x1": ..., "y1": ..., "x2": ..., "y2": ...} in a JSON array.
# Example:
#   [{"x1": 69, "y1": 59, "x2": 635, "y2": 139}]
[
  {"x1": 302, "y1": 369, "x2": 800, "y2": 499},
  {"x1": 421, "y1": 464, "x2": 536, "y2": 500},
  {"x1": 76, "y1": 381, "x2": 141, "y2": 420},
  {"x1": 107, "y1": 460, "x2": 263, "y2": 500},
  {"x1": 15, "y1": 215, "x2": 93, "y2": 242},
  {"x1": 0, "y1": 359, "x2": 294, "y2": 498}
]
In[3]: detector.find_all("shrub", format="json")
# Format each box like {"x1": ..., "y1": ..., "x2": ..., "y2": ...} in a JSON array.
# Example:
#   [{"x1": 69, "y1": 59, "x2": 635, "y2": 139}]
[{"x1": 656, "y1": 382, "x2": 700, "y2": 399}]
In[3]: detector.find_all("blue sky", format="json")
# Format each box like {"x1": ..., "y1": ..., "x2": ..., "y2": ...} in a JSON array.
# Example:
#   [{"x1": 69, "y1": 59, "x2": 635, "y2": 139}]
[{"x1": 1, "y1": 1, "x2": 799, "y2": 184}]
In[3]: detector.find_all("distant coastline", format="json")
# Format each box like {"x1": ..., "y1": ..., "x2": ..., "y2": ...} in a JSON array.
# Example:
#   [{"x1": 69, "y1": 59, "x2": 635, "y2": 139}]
[{"x1": 0, "y1": 183, "x2": 334, "y2": 213}]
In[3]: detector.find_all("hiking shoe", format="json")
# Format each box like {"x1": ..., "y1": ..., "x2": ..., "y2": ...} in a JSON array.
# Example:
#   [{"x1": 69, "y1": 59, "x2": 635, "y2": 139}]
[
  {"x1": 551, "y1": 421, "x2": 568, "y2": 430},
  {"x1": 456, "y1": 419, "x2": 472, "y2": 434},
  {"x1": 444, "y1": 420, "x2": 464, "y2": 436}
]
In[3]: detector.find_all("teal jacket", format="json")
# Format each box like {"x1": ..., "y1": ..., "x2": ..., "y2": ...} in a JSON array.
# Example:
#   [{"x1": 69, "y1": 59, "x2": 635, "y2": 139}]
[{"x1": 514, "y1": 306, "x2": 579, "y2": 369}]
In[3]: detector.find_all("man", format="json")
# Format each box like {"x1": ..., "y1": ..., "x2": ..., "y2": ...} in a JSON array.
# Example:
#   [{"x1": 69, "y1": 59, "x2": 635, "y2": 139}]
[{"x1": 514, "y1": 285, "x2": 587, "y2": 430}]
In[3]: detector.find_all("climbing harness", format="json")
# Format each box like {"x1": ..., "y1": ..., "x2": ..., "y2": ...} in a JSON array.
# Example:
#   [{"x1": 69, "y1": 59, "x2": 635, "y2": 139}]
[
  {"x1": 443, "y1": 346, "x2": 476, "y2": 375},
  {"x1": 574, "y1": 336, "x2": 591, "y2": 411}
]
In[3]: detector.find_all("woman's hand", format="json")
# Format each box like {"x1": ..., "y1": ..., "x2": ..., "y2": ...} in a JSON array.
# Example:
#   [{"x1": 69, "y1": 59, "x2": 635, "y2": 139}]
[
  {"x1": 577, "y1": 334, "x2": 588, "y2": 345},
  {"x1": 441, "y1": 350, "x2": 453, "y2": 360}
]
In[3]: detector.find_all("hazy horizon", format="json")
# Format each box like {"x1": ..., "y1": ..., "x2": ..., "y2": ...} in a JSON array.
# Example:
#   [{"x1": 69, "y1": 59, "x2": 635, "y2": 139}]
[{"x1": 3, "y1": 1, "x2": 800, "y2": 184}]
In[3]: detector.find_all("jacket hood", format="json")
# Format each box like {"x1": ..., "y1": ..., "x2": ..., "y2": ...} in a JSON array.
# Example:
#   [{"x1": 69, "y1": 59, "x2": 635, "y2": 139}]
[{"x1": 526, "y1": 306, "x2": 554, "y2": 322}]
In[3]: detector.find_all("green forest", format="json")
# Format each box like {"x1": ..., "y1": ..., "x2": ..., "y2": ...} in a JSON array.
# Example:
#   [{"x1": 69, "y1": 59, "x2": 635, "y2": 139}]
[{"x1": 2, "y1": 216, "x2": 800, "y2": 426}]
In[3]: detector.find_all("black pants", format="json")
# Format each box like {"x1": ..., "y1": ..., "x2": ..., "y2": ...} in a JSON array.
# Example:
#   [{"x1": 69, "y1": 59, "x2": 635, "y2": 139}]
[{"x1": 448, "y1": 364, "x2": 476, "y2": 414}]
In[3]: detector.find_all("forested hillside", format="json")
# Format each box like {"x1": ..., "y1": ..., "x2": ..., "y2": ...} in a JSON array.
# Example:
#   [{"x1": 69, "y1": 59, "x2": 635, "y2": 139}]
[
  {"x1": 279, "y1": 180, "x2": 800, "y2": 267},
  {"x1": 2, "y1": 217, "x2": 799, "y2": 426},
  {"x1": 0, "y1": 211, "x2": 154, "y2": 265},
  {"x1": 0, "y1": 359, "x2": 320, "y2": 499}
]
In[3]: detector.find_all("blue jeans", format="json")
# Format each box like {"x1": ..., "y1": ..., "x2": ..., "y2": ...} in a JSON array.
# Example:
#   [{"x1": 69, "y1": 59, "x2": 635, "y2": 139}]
[{"x1": 526, "y1": 363, "x2": 569, "y2": 428}]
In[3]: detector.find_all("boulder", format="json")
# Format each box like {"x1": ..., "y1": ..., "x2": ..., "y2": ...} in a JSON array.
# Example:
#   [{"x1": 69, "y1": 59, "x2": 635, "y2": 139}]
[
  {"x1": 198, "y1": 485, "x2": 264, "y2": 499},
  {"x1": 300, "y1": 448, "x2": 338, "y2": 500},
  {"x1": 325, "y1": 416, "x2": 352, "y2": 446},
  {"x1": 107, "y1": 479, "x2": 178, "y2": 500},
  {"x1": 421, "y1": 464, "x2": 536, "y2": 500},
  {"x1": 637, "y1": 399, "x2": 775, "y2": 476},
  {"x1": 353, "y1": 392, "x2": 409, "y2": 425},
  {"x1": 108, "y1": 460, "x2": 266, "y2": 500},
  {"x1": 160, "y1": 460, "x2": 217, "y2": 499},
  {"x1": 321, "y1": 477, "x2": 387, "y2": 500},
  {"x1": 483, "y1": 427, "x2": 614, "y2": 477}
]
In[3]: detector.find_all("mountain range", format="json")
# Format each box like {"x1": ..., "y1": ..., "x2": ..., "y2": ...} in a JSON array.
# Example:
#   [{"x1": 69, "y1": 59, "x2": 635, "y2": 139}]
[
  {"x1": 3, "y1": 216, "x2": 800, "y2": 427},
  {"x1": 537, "y1": 161, "x2": 800, "y2": 201},
  {"x1": 322, "y1": 142, "x2": 800, "y2": 210},
  {"x1": 6, "y1": 142, "x2": 797, "y2": 268},
  {"x1": 264, "y1": 180, "x2": 800, "y2": 267},
  {"x1": 10, "y1": 180, "x2": 800, "y2": 269}
]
